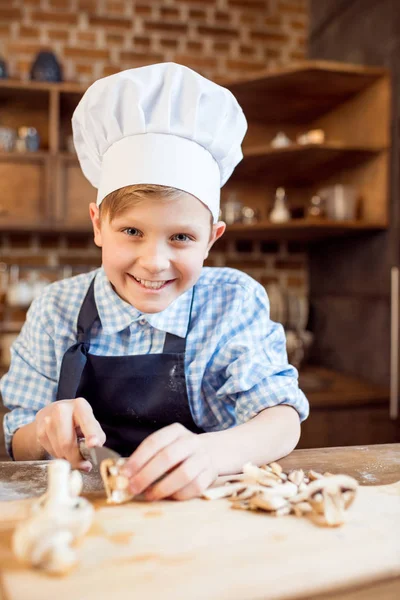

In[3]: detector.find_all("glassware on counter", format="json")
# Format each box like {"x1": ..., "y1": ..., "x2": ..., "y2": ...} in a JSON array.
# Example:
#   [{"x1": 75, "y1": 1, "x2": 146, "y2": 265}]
[
  {"x1": 0, "y1": 127, "x2": 16, "y2": 152},
  {"x1": 271, "y1": 132, "x2": 292, "y2": 148},
  {"x1": 318, "y1": 184, "x2": 358, "y2": 220},
  {"x1": 307, "y1": 194, "x2": 324, "y2": 219},
  {"x1": 220, "y1": 191, "x2": 261, "y2": 225},
  {"x1": 220, "y1": 192, "x2": 243, "y2": 224},
  {"x1": 297, "y1": 128, "x2": 325, "y2": 145},
  {"x1": 6, "y1": 266, "x2": 51, "y2": 308},
  {"x1": 269, "y1": 187, "x2": 290, "y2": 223},
  {"x1": 15, "y1": 127, "x2": 40, "y2": 152},
  {"x1": 241, "y1": 206, "x2": 259, "y2": 225}
]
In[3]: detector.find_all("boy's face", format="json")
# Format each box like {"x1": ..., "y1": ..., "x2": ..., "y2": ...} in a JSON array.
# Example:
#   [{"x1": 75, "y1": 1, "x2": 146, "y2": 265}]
[{"x1": 90, "y1": 194, "x2": 225, "y2": 313}]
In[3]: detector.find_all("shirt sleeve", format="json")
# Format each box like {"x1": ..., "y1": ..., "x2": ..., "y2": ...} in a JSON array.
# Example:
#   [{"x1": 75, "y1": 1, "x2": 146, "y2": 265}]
[
  {"x1": 0, "y1": 294, "x2": 59, "y2": 458},
  {"x1": 209, "y1": 282, "x2": 309, "y2": 425}
]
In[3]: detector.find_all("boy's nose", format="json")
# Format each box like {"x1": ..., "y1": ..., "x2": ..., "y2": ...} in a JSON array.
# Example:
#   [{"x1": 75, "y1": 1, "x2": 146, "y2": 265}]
[{"x1": 137, "y1": 246, "x2": 170, "y2": 274}]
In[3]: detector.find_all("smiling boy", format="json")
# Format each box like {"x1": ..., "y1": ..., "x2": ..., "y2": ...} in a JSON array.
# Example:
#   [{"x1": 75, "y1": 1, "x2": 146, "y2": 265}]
[{"x1": 1, "y1": 63, "x2": 309, "y2": 501}]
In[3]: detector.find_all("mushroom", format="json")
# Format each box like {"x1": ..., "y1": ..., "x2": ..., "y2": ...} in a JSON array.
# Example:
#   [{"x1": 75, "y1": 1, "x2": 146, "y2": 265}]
[
  {"x1": 202, "y1": 462, "x2": 358, "y2": 527},
  {"x1": 100, "y1": 457, "x2": 134, "y2": 504},
  {"x1": 288, "y1": 469, "x2": 305, "y2": 487},
  {"x1": 12, "y1": 459, "x2": 94, "y2": 575},
  {"x1": 304, "y1": 475, "x2": 358, "y2": 526}
]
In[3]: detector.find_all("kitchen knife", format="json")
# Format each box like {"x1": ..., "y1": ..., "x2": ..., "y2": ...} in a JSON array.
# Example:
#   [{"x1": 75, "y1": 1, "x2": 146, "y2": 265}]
[{"x1": 78, "y1": 437, "x2": 122, "y2": 467}]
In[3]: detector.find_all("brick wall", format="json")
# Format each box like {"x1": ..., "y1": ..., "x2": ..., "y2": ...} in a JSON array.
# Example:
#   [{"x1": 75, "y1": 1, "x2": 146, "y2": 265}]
[
  {"x1": 0, "y1": 0, "x2": 309, "y2": 349},
  {"x1": 1, "y1": 0, "x2": 308, "y2": 82}
]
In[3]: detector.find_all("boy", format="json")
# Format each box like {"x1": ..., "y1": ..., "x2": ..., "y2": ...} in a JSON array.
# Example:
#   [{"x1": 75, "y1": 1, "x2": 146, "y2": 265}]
[{"x1": 1, "y1": 63, "x2": 309, "y2": 501}]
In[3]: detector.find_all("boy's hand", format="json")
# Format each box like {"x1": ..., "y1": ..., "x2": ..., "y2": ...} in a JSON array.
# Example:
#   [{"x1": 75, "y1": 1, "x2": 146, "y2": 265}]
[
  {"x1": 122, "y1": 423, "x2": 218, "y2": 501},
  {"x1": 35, "y1": 397, "x2": 106, "y2": 471}
]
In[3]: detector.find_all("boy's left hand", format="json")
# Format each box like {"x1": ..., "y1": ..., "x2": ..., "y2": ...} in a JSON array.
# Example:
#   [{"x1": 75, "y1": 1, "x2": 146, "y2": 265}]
[{"x1": 121, "y1": 423, "x2": 218, "y2": 501}]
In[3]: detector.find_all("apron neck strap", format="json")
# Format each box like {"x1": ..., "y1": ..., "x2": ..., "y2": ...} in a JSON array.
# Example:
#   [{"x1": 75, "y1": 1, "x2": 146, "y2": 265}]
[
  {"x1": 162, "y1": 285, "x2": 195, "y2": 353},
  {"x1": 77, "y1": 275, "x2": 100, "y2": 343}
]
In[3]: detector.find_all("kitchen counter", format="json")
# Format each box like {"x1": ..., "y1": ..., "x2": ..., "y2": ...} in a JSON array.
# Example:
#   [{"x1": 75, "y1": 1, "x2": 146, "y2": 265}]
[
  {"x1": 0, "y1": 443, "x2": 398, "y2": 499},
  {"x1": 0, "y1": 444, "x2": 399, "y2": 600}
]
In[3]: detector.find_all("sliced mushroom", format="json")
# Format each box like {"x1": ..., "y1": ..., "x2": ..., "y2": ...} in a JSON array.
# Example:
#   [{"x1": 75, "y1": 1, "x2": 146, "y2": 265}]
[
  {"x1": 292, "y1": 501, "x2": 312, "y2": 517},
  {"x1": 269, "y1": 462, "x2": 283, "y2": 477},
  {"x1": 100, "y1": 458, "x2": 133, "y2": 505},
  {"x1": 308, "y1": 470, "x2": 323, "y2": 481},
  {"x1": 242, "y1": 463, "x2": 282, "y2": 486},
  {"x1": 203, "y1": 482, "x2": 246, "y2": 500},
  {"x1": 288, "y1": 469, "x2": 305, "y2": 487},
  {"x1": 273, "y1": 505, "x2": 292, "y2": 517},
  {"x1": 249, "y1": 492, "x2": 288, "y2": 512},
  {"x1": 268, "y1": 481, "x2": 299, "y2": 499},
  {"x1": 202, "y1": 461, "x2": 358, "y2": 528},
  {"x1": 305, "y1": 475, "x2": 358, "y2": 527}
]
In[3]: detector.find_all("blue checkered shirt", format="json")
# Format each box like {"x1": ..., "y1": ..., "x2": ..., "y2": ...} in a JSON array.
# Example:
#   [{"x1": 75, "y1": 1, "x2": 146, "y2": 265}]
[{"x1": 1, "y1": 267, "x2": 309, "y2": 457}]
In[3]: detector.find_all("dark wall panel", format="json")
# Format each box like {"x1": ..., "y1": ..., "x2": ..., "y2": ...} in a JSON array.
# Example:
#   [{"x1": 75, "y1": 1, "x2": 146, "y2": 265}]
[
  {"x1": 308, "y1": 0, "x2": 400, "y2": 386},
  {"x1": 310, "y1": 0, "x2": 399, "y2": 66}
]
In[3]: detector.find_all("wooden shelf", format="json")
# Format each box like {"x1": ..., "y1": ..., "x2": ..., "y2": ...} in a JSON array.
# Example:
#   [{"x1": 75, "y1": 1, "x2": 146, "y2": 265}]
[
  {"x1": 58, "y1": 151, "x2": 78, "y2": 161},
  {"x1": 237, "y1": 143, "x2": 383, "y2": 183},
  {"x1": 0, "y1": 218, "x2": 386, "y2": 238},
  {"x1": 225, "y1": 60, "x2": 388, "y2": 123},
  {"x1": 223, "y1": 219, "x2": 385, "y2": 241},
  {"x1": 0, "y1": 151, "x2": 49, "y2": 162},
  {"x1": 0, "y1": 220, "x2": 92, "y2": 233},
  {"x1": 0, "y1": 79, "x2": 87, "y2": 94},
  {"x1": 0, "y1": 60, "x2": 391, "y2": 240}
]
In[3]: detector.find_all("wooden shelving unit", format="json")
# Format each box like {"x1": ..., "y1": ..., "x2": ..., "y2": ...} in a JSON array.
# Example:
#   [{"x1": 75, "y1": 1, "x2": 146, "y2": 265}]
[
  {"x1": 224, "y1": 218, "x2": 386, "y2": 241},
  {"x1": 238, "y1": 143, "x2": 384, "y2": 184},
  {"x1": 0, "y1": 60, "x2": 392, "y2": 238}
]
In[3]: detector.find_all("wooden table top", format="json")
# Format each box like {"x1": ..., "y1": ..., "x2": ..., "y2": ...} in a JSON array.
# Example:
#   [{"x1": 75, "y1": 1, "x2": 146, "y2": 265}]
[
  {"x1": 0, "y1": 443, "x2": 399, "y2": 600},
  {"x1": 0, "y1": 443, "x2": 399, "y2": 502}
]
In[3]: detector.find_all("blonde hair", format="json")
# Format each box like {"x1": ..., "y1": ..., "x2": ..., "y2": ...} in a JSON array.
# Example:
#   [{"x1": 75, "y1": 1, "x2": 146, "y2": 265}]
[{"x1": 99, "y1": 184, "x2": 188, "y2": 222}]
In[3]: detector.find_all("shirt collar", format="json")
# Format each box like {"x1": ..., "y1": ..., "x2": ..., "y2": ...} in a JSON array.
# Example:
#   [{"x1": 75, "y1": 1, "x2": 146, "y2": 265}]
[{"x1": 94, "y1": 267, "x2": 193, "y2": 338}]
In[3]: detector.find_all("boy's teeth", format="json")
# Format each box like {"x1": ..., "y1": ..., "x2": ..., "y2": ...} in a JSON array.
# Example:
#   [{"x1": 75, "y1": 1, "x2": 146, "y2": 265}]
[{"x1": 134, "y1": 276, "x2": 166, "y2": 289}]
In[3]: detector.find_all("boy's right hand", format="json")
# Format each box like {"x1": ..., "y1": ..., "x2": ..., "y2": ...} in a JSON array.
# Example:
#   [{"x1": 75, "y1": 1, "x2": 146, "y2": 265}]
[{"x1": 34, "y1": 397, "x2": 106, "y2": 471}]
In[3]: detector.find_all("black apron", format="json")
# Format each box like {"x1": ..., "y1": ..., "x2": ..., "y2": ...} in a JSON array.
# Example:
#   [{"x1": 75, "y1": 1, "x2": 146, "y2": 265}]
[{"x1": 56, "y1": 277, "x2": 203, "y2": 456}]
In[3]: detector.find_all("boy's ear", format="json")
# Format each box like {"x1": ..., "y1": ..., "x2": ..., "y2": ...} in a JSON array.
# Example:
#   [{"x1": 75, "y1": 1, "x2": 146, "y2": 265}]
[
  {"x1": 205, "y1": 221, "x2": 226, "y2": 258},
  {"x1": 89, "y1": 203, "x2": 103, "y2": 247}
]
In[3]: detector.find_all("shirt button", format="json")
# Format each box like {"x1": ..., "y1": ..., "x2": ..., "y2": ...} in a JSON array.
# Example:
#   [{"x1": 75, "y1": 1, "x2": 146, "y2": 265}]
[{"x1": 139, "y1": 318, "x2": 147, "y2": 325}]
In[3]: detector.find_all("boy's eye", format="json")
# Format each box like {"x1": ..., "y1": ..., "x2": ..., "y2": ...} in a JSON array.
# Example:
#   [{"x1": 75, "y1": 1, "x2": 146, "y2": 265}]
[
  {"x1": 122, "y1": 228, "x2": 141, "y2": 237},
  {"x1": 172, "y1": 233, "x2": 191, "y2": 242}
]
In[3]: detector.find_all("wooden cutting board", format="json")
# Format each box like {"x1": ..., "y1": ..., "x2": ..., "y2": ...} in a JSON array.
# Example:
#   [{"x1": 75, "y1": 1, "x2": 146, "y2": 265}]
[{"x1": 0, "y1": 480, "x2": 399, "y2": 600}]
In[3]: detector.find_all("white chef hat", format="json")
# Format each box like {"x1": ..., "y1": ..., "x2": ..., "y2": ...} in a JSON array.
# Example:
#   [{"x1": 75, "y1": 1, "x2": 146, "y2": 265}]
[{"x1": 72, "y1": 62, "x2": 247, "y2": 223}]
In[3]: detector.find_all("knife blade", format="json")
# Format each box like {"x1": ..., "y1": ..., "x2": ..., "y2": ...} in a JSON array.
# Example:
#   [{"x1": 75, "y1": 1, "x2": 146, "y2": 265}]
[{"x1": 78, "y1": 437, "x2": 122, "y2": 467}]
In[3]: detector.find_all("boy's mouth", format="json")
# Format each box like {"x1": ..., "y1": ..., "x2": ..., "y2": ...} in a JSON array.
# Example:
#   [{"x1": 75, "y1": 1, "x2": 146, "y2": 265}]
[{"x1": 129, "y1": 273, "x2": 174, "y2": 291}]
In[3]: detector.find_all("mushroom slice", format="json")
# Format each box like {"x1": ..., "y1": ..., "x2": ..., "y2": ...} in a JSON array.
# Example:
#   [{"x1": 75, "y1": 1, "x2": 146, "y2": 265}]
[
  {"x1": 306, "y1": 475, "x2": 358, "y2": 527},
  {"x1": 203, "y1": 482, "x2": 246, "y2": 500},
  {"x1": 288, "y1": 469, "x2": 305, "y2": 487},
  {"x1": 250, "y1": 492, "x2": 288, "y2": 512},
  {"x1": 242, "y1": 463, "x2": 281, "y2": 486},
  {"x1": 269, "y1": 462, "x2": 283, "y2": 477},
  {"x1": 260, "y1": 465, "x2": 273, "y2": 473},
  {"x1": 231, "y1": 499, "x2": 252, "y2": 511},
  {"x1": 268, "y1": 481, "x2": 299, "y2": 499},
  {"x1": 100, "y1": 458, "x2": 133, "y2": 505},
  {"x1": 235, "y1": 485, "x2": 265, "y2": 500},
  {"x1": 308, "y1": 470, "x2": 323, "y2": 481},
  {"x1": 292, "y1": 501, "x2": 312, "y2": 517},
  {"x1": 272, "y1": 505, "x2": 292, "y2": 517}
]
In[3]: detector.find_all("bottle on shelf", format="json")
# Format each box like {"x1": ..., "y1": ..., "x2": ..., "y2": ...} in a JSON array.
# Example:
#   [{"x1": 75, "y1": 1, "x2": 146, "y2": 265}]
[{"x1": 269, "y1": 187, "x2": 290, "y2": 223}]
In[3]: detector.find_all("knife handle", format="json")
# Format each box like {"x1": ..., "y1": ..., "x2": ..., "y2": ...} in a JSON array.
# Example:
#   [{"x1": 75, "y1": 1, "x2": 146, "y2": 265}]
[{"x1": 77, "y1": 437, "x2": 92, "y2": 462}]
